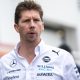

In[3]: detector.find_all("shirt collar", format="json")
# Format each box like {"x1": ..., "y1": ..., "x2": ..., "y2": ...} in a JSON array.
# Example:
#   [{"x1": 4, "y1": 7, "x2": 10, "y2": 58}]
[
  {"x1": 14, "y1": 40, "x2": 46, "y2": 58},
  {"x1": 35, "y1": 40, "x2": 46, "y2": 56}
]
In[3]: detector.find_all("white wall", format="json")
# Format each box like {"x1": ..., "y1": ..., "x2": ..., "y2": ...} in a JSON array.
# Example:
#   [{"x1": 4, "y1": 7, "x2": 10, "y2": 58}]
[
  {"x1": 36, "y1": 0, "x2": 78, "y2": 26},
  {"x1": 0, "y1": 0, "x2": 23, "y2": 44},
  {"x1": 41, "y1": 29, "x2": 62, "y2": 47}
]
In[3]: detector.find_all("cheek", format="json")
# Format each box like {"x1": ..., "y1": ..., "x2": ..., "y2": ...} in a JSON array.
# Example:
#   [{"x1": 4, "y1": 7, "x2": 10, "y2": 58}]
[
  {"x1": 19, "y1": 25, "x2": 28, "y2": 31},
  {"x1": 18, "y1": 27, "x2": 25, "y2": 34},
  {"x1": 37, "y1": 24, "x2": 44, "y2": 32},
  {"x1": 37, "y1": 27, "x2": 44, "y2": 34},
  {"x1": 40, "y1": 26, "x2": 44, "y2": 32}
]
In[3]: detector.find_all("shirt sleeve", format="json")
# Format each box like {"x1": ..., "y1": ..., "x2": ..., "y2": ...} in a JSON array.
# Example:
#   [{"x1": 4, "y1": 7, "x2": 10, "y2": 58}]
[{"x1": 63, "y1": 52, "x2": 80, "y2": 80}]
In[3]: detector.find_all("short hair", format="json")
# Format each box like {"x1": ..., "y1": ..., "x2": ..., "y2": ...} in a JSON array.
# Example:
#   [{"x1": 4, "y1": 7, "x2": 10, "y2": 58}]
[{"x1": 14, "y1": 1, "x2": 43, "y2": 24}]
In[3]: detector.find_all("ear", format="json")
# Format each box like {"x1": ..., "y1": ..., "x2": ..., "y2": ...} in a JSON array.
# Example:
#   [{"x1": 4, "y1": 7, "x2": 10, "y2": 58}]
[
  {"x1": 42, "y1": 22, "x2": 44, "y2": 31},
  {"x1": 14, "y1": 24, "x2": 19, "y2": 33}
]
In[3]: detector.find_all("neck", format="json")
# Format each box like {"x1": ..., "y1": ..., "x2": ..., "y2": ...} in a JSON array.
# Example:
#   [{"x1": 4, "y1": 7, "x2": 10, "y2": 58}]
[
  {"x1": 18, "y1": 39, "x2": 41, "y2": 63},
  {"x1": 20, "y1": 38, "x2": 41, "y2": 49}
]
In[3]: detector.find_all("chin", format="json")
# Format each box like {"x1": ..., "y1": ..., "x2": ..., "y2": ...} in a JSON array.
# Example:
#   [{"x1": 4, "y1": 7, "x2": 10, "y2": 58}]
[{"x1": 26, "y1": 38, "x2": 37, "y2": 42}]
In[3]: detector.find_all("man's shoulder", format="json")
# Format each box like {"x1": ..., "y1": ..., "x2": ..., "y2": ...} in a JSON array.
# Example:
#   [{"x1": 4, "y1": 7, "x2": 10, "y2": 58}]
[
  {"x1": 46, "y1": 45, "x2": 75, "y2": 65},
  {"x1": 46, "y1": 44, "x2": 71, "y2": 57},
  {"x1": 0, "y1": 50, "x2": 15, "y2": 62}
]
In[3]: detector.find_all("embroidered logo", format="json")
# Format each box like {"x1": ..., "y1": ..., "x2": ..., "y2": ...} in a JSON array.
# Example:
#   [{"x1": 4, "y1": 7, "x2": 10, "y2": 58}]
[
  {"x1": 10, "y1": 59, "x2": 17, "y2": 67},
  {"x1": 42, "y1": 56, "x2": 51, "y2": 63}
]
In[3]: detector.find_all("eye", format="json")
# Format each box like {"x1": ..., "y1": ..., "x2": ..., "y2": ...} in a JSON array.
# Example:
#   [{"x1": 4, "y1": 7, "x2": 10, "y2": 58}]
[
  {"x1": 33, "y1": 19, "x2": 41, "y2": 22},
  {"x1": 22, "y1": 19, "x2": 31, "y2": 23}
]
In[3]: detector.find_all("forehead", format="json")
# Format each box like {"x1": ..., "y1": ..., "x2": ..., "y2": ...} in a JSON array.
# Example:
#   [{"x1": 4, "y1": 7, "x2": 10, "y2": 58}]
[{"x1": 20, "y1": 10, "x2": 40, "y2": 19}]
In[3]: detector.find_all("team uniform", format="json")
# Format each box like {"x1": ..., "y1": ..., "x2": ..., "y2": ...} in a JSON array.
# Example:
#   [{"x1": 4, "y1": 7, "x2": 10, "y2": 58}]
[{"x1": 0, "y1": 40, "x2": 80, "y2": 80}]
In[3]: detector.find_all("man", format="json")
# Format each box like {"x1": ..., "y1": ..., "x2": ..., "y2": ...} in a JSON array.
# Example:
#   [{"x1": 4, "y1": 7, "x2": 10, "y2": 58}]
[{"x1": 0, "y1": 1, "x2": 80, "y2": 80}]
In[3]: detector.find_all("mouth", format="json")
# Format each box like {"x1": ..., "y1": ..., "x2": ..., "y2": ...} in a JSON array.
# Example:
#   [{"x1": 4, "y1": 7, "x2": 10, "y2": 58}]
[
  {"x1": 28, "y1": 31, "x2": 36, "y2": 34},
  {"x1": 27, "y1": 32, "x2": 37, "y2": 41},
  {"x1": 27, "y1": 32, "x2": 37, "y2": 36}
]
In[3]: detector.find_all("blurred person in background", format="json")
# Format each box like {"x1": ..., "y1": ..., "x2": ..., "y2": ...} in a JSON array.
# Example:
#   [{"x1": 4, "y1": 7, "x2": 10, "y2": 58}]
[{"x1": 0, "y1": 0, "x2": 80, "y2": 80}]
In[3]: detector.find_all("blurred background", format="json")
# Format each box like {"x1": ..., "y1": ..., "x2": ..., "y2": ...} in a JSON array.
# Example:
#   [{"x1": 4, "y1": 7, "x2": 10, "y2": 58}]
[{"x1": 0, "y1": 0, "x2": 80, "y2": 66}]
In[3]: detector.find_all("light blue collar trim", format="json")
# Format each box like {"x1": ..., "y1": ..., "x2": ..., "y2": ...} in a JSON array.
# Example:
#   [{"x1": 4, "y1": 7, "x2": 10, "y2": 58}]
[{"x1": 35, "y1": 40, "x2": 46, "y2": 56}]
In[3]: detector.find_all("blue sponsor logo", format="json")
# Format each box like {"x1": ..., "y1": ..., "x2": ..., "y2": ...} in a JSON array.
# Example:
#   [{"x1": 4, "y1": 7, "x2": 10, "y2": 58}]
[{"x1": 37, "y1": 65, "x2": 54, "y2": 71}]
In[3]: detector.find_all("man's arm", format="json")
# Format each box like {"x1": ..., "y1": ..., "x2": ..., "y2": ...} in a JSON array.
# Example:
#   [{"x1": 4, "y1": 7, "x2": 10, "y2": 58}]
[{"x1": 63, "y1": 52, "x2": 80, "y2": 80}]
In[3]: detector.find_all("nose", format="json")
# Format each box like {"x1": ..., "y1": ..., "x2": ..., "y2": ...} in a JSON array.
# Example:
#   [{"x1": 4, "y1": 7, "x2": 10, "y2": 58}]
[{"x1": 30, "y1": 20, "x2": 35, "y2": 28}]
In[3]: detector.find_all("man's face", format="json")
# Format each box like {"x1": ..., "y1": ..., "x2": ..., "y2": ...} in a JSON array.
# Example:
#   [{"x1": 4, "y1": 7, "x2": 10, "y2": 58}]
[{"x1": 14, "y1": 10, "x2": 44, "y2": 42}]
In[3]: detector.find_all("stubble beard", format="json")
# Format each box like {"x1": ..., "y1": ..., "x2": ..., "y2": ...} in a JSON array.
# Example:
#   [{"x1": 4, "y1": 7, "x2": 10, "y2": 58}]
[{"x1": 21, "y1": 33, "x2": 40, "y2": 44}]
